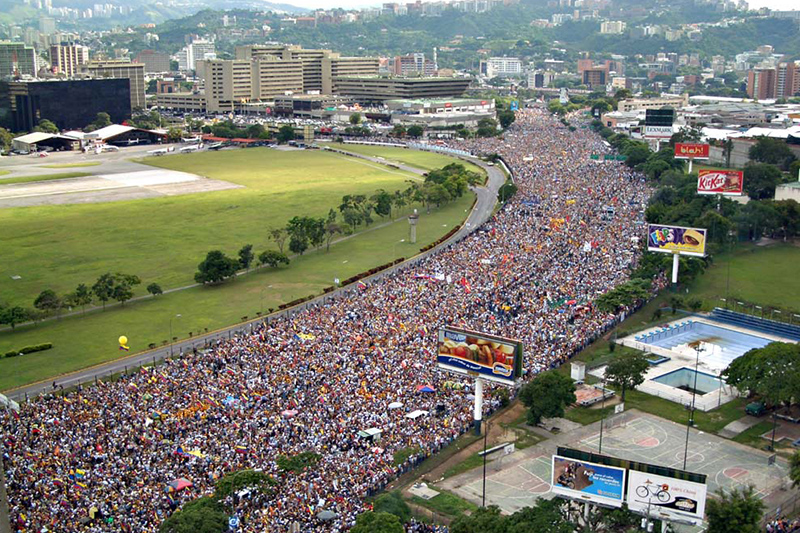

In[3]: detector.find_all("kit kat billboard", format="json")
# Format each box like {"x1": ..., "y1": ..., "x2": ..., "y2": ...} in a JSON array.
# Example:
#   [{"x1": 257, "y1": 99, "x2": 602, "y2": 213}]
[
  {"x1": 697, "y1": 169, "x2": 744, "y2": 196},
  {"x1": 674, "y1": 143, "x2": 709, "y2": 160}
]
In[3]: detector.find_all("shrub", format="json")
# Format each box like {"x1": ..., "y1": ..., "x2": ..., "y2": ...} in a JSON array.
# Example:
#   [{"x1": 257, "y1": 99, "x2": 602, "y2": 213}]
[{"x1": 3, "y1": 343, "x2": 53, "y2": 358}]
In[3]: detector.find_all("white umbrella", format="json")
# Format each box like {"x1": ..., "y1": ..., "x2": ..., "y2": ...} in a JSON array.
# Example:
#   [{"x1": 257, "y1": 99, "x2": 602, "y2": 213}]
[{"x1": 387, "y1": 402, "x2": 403, "y2": 410}]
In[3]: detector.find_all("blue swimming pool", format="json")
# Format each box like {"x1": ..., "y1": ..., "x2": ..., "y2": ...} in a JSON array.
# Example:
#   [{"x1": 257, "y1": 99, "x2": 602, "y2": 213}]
[{"x1": 652, "y1": 367, "x2": 722, "y2": 394}]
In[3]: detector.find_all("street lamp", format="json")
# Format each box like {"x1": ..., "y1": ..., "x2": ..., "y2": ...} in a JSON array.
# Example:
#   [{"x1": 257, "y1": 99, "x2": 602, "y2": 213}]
[
  {"x1": 169, "y1": 314, "x2": 182, "y2": 357},
  {"x1": 482, "y1": 419, "x2": 491, "y2": 508},
  {"x1": 683, "y1": 343, "x2": 703, "y2": 470},
  {"x1": 599, "y1": 373, "x2": 608, "y2": 454}
]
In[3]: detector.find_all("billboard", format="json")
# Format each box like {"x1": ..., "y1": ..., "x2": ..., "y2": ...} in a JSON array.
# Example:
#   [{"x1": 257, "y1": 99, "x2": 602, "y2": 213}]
[
  {"x1": 644, "y1": 125, "x2": 674, "y2": 139},
  {"x1": 647, "y1": 224, "x2": 707, "y2": 257},
  {"x1": 436, "y1": 327, "x2": 523, "y2": 386},
  {"x1": 674, "y1": 143, "x2": 709, "y2": 160},
  {"x1": 626, "y1": 470, "x2": 707, "y2": 524},
  {"x1": 551, "y1": 456, "x2": 627, "y2": 507},
  {"x1": 697, "y1": 169, "x2": 744, "y2": 196}
]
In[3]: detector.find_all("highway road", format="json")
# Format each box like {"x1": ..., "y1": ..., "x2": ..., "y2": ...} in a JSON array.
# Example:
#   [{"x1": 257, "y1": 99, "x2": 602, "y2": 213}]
[{"x1": 3, "y1": 148, "x2": 506, "y2": 403}]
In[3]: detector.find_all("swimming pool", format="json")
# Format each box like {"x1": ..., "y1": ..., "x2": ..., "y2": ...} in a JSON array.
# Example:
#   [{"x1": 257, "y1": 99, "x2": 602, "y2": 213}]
[{"x1": 652, "y1": 367, "x2": 723, "y2": 395}]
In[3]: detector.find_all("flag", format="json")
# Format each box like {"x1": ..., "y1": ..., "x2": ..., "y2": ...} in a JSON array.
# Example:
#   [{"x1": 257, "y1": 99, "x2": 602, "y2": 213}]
[
  {"x1": 73, "y1": 482, "x2": 87, "y2": 490},
  {"x1": 119, "y1": 344, "x2": 130, "y2": 352},
  {"x1": 357, "y1": 281, "x2": 367, "y2": 290},
  {"x1": 235, "y1": 445, "x2": 250, "y2": 454},
  {"x1": 293, "y1": 333, "x2": 316, "y2": 341}
]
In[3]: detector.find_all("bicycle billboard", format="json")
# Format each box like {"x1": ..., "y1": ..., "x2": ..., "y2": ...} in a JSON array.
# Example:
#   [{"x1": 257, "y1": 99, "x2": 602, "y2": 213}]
[
  {"x1": 551, "y1": 455, "x2": 626, "y2": 507},
  {"x1": 626, "y1": 470, "x2": 707, "y2": 524}
]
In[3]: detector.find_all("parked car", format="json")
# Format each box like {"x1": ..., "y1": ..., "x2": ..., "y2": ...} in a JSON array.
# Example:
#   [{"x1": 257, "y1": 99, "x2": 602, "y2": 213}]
[{"x1": 745, "y1": 401, "x2": 766, "y2": 417}]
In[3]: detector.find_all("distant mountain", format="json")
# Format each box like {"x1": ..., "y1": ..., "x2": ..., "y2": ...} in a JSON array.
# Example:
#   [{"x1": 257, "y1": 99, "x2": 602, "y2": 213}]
[
  {"x1": 50, "y1": 0, "x2": 307, "y2": 12},
  {"x1": 199, "y1": 0, "x2": 309, "y2": 14}
]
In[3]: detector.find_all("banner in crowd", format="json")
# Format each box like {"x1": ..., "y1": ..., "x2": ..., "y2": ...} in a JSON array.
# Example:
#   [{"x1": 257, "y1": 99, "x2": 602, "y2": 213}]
[
  {"x1": 626, "y1": 470, "x2": 708, "y2": 525},
  {"x1": 674, "y1": 143, "x2": 710, "y2": 159},
  {"x1": 551, "y1": 456, "x2": 627, "y2": 508},
  {"x1": 697, "y1": 170, "x2": 744, "y2": 196},
  {"x1": 436, "y1": 327, "x2": 523, "y2": 386},
  {"x1": 647, "y1": 224, "x2": 707, "y2": 257}
]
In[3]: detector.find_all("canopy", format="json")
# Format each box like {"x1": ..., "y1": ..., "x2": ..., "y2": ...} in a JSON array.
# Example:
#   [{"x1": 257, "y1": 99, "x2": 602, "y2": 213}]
[
  {"x1": 166, "y1": 478, "x2": 193, "y2": 492},
  {"x1": 387, "y1": 402, "x2": 403, "y2": 410},
  {"x1": 281, "y1": 409, "x2": 298, "y2": 418},
  {"x1": 417, "y1": 385, "x2": 435, "y2": 393},
  {"x1": 317, "y1": 510, "x2": 337, "y2": 521}
]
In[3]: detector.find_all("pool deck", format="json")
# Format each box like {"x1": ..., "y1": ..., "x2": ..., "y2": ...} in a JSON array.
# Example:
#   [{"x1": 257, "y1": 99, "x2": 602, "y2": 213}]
[{"x1": 610, "y1": 316, "x2": 797, "y2": 411}]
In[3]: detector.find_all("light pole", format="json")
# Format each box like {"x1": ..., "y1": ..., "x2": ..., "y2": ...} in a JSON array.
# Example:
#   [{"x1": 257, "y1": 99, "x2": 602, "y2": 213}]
[
  {"x1": 599, "y1": 373, "x2": 608, "y2": 454},
  {"x1": 169, "y1": 314, "x2": 182, "y2": 357},
  {"x1": 684, "y1": 344, "x2": 703, "y2": 470},
  {"x1": 482, "y1": 419, "x2": 491, "y2": 507}
]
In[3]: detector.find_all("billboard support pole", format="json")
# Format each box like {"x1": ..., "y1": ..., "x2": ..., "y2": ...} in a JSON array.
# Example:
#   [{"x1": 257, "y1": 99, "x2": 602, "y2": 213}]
[
  {"x1": 671, "y1": 253, "x2": 680, "y2": 286},
  {"x1": 474, "y1": 377, "x2": 483, "y2": 436},
  {"x1": 687, "y1": 157, "x2": 693, "y2": 174}
]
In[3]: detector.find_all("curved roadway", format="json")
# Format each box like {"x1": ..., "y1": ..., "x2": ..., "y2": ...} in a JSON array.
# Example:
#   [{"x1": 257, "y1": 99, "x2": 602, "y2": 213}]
[{"x1": 5, "y1": 151, "x2": 505, "y2": 403}]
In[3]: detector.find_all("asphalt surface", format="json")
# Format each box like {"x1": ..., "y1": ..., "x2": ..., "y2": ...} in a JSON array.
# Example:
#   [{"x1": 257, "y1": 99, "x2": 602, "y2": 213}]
[{"x1": 4, "y1": 149, "x2": 505, "y2": 403}]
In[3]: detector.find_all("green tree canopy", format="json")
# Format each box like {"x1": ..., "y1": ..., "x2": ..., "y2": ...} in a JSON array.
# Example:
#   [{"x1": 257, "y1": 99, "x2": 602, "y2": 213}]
[
  {"x1": 604, "y1": 351, "x2": 651, "y2": 401},
  {"x1": 159, "y1": 497, "x2": 228, "y2": 533},
  {"x1": 194, "y1": 250, "x2": 239, "y2": 284},
  {"x1": 722, "y1": 342, "x2": 800, "y2": 407},
  {"x1": 706, "y1": 485, "x2": 764, "y2": 533},
  {"x1": 744, "y1": 163, "x2": 783, "y2": 200},
  {"x1": 350, "y1": 511, "x2": 403, "y2": 533},
  {"x1": 519, "y1": 371, "x2": 576, "y2": 425},
  {"x1": 258, "y1": 250, "x2": 290, "y2": 268},
  {"x1": 276, "y1": 125, "x2": 295, "y2": 144},
  {"x1": 372, "y1": 491, "x2": 411, "y2": 524},
  {"x1": 749, "y1": 137, "x2": 796, "y2": 171}
]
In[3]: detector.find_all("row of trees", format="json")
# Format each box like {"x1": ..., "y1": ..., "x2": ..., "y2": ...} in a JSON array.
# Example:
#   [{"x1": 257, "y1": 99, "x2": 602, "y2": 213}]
[
  {"x1": 194, "y1": 245, "x2": 290, "y2": 285},
  {"x1": 1, "y1": 273, "x2": 161, "y2": 330}
]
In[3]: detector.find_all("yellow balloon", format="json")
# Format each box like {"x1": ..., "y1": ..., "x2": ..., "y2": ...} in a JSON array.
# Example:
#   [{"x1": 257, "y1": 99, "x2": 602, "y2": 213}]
[{"x1": 118, "y1": 336, "x2": 128, "y2": 346}]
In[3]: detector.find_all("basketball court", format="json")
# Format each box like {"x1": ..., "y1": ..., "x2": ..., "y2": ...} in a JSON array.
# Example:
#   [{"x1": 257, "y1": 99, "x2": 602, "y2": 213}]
[{"x1": 440, "y1": 411, "x2": 789, "y2": 519}]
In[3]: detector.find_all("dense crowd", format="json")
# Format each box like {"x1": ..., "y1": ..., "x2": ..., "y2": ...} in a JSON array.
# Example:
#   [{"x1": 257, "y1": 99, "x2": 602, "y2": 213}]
[
  {"x1": 768, "y1": 518, "x2": 800, "y2": 533},
  {"x1": 1, "y1": 109, "x2": 653, "y2": 532}
]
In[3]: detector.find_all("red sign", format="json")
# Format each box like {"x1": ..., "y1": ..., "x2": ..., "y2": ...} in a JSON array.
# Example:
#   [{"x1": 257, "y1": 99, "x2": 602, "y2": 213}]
[
  {"x1": 674, "y1": 143, "x2": 710, "y2": 159},
  {"x1": 697, "y1": 170, "x2": 744, "y2": 196}
]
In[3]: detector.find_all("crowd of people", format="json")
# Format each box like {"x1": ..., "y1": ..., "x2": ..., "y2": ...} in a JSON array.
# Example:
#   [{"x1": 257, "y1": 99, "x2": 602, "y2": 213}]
[
  {"x1": 767, "y1": 517, "x2": 800, "y2": 533},
  {"x1": 1, "y1": 109, "x2": 654, "y2": 532}
]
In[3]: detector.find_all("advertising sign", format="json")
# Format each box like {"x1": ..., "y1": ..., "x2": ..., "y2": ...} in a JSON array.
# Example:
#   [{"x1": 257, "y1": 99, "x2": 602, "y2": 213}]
[
  {"x1": 436, "y1": 327, "x2": 523, "y2": 386},
  {"x1": 626, "y1": 470, "x2": 707, "y2": 524},
  {"x1": 551, "y1": 456, "x2": 626, "y2": 507},
  {"x1": 510, "y1": 100, "x2": 519, "y2": 111},
  {"x1": 647, "y1": 224, "x2": 707, "y2": 257},
  {"x1": 644, "y1": 125, "x2": 673, "y2": 139},
  {"x1": 674, "y1": 143, "x2": 710, "y2": 160},
  {"x1": 697, "y1": 169, "x2": 744, "y2": 196}
]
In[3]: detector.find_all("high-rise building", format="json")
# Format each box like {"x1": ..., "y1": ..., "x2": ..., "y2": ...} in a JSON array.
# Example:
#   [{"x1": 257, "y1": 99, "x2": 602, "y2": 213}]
[
  {"x1": 391, "y1": 54, "x2": 436, "y2": 77},
  {"x1": 582, "y1": 67, "x2": 608, "y2": 88},
  {"x1": 176, "y1": 39, "x2": 216, "y2": 71},
  {"x1": 746, "y1": 68, "x2": 777, "y2": 100},
  {"x1": 39, "y1": 16, "x2": 56, "y2": 35},
  {"x1": 0, "y1": 79, "x2": 131, "y2": 131},
  {"x1": 600, "y1": 20, "x2": 626, "y2": 34},
  {"x1": 321, "y1": 55, "x2": 380, "y2": 94},
  {"x1": 776, "y1": 61, "x2": 798, "y2": 99},
  {"x1": 0, "y1": 42, "x2": 38, "y2": 78},
  {"x1": 81, "y1": 60, "x2": 146, "y2": 110},
  {"x1": 50, "y1": 43, "x2": 89, "y2": 76},
  {"x1": 479, "y1": 57, "x2": 522, "y2": 77},
  {"x1": 134, "y1": 50, "x2": 171, "y2": 74}
]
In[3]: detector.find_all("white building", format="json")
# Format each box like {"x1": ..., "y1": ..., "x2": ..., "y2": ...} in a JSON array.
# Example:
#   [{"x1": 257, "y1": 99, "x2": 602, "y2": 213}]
[
  {"x1": 600, "y1": 20, "x2": 626, "y2": 34},
  {"x1": 480, "y1": 57, "x2": 522, "y2": 78},
  {"x1": 175, "y1": 38, "x2": 216, "y2": 71}
]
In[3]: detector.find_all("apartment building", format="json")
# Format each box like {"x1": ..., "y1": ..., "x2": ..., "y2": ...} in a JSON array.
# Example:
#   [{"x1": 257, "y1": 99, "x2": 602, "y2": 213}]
[
  {"x1": 49, "y1": 43, "x2": 89, "y2": 77},
  {"x1": 479, "y1": 57, "x2": 522, "y2": 77},
  {"x1": 332, "y1": 76, "x2": 471, "y2": 104},
  {"x1": 0, "y1": 42, "x2": 37, "y2": 78},
  {"x1": 134, "y1": 50, "x2": 171, "y2": 73},
  {"x1": 81, "y1": 60, "x2": 146, "y2": 110}
]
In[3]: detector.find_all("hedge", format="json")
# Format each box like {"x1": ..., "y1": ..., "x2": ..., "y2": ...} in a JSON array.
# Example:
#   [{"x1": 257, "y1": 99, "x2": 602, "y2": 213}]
[{"x1": 3, "y1": 343, "x2": 53, "y2": 359}]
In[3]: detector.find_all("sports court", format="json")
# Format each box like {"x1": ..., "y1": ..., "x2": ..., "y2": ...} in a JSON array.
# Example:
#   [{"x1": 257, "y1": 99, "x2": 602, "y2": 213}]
[{"x1": 441, "y1": 411, "x2": 789, "y2": 517}]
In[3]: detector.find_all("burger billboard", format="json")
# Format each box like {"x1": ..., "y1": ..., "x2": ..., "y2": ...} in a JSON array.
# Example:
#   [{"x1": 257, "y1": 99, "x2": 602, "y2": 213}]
[
  {"x1": 436, "y1": 326, "x2": 523, "y2": 386},
  {"x1": 697, "y1": 169, "x2": 744, "y2": 196},
  {"x1": 647, "y1": 224, "x2": 707, "y2": 257}
]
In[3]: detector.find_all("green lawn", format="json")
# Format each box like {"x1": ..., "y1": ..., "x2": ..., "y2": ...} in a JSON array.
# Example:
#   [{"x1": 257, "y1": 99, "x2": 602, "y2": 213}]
[
  {"x1": 410, "y1": 489, "x2": 477, "y2": 517},
  {"x1": 0, "y1": 148, "x2": 427, "y2": 308},
  {"x1": 733, "y1": 421, "x2": 773, "y2": 449},
  {"x1": 0, "y1": 172, "x2": 91, "y2": 185},
  {"x1": 0, "y1": 170, "x2": 9, "y2": 176},
  {"x1": 686, "y1": 243, "x2": 800, "y2": 313},
  {"x1": 41, "y1": 162, "x2": 102, "y2": 169},
  {"x1": 0, "y1": 191, "x2": 474, "y2": 391},
  {"x1": 325, "y1": 142, "x2": 486, "y2": 176},
  {"x1": 442, "y1": 454, "x2": 484, "y2": 479}
]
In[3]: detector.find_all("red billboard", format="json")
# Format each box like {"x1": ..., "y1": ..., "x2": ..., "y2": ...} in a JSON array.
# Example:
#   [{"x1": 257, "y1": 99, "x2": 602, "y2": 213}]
[
  {"x1": 697, "y1": 170, "x2": 744, "y2": 196},
  {"x1": 674, "y1": 143, "x2": 710, "y2": 159}
]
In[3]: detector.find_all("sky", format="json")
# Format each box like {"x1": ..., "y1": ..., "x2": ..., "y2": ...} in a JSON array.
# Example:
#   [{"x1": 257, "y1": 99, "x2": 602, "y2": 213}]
[{"x1": 284, "y1": 0, "x2": 798, "y2": 9}]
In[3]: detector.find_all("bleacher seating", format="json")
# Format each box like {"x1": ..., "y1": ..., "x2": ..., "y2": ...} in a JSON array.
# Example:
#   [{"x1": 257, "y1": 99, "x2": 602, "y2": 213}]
[{"x1": 708, "y1": 308, "x2": 800, "y2": 342}]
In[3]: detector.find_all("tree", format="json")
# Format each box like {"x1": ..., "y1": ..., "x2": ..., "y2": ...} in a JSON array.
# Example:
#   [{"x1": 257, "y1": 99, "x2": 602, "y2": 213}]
[
  {"x1": 476, "y1": 118, "x2": 499, "y2": 137},
  {"x1": 722, "y1": 342, "x2": 800, "y2": 407},
  {"x1": 89, "y1": 112, "x2": 111, "y2": 131},
  {"x1": 498, "y1": 182, "x2": 517, "y2": 202},
  {"x1": 604, "y1": 351, "x2": 650, "y2": 401},
  {"x1": 372, "y1": 189, "x2": 393, "y2": 219},
  {"x1": 92, "y1": 273, "x2": 116, "y2": 309},
  {"x1": 307, "y1": 218, "x2": 326, "y2": 250},
  {"x1": 350, "y1": 511, "x2": 403, "y2": 533},
  {"x1": 147, "y1": 283, "x2": 163, "y2": 297},
  {"x1": 519, "y1": 371, "x2": 576, "y2": 425},
  {"x1": 286, "y1": 216, "x2": 309, "y2": 255},
  {"x1": 194, "y1": 250, "x2": 239, "y2": 284},
  {"x1": 0, "y1": 127, "x2": 13, "y2": 152},
  {"x1": 791, "y1": 451, "x2": 800, "y2": 488},
  {"x1": 215, "y1": 469, "x2": 275, "y2": 499},
  {"x1": 392, "y1": 190, "x2": 407, "y2": 215},
  {"x1": 0, "y1": 306, "x2": 29, "y2": 330},
  {"x1": 497, "y1": 109, "x2": 516, "y2": 129},
  {"x1": 33, "y1": 289, "x2": 61, "y2": 317},
  {"x1": 407, "y1": 125, "x2": 424, "y2": 138},
  {"x1": 372, "y1": 491, "x2": 410, "y2": 523},
  {"x1": 245, "y1": 124, "x2": 266, "y2": 139},
  {"x1": 112, "y1": 273, "x2": 141, "y2": 306},
  {"x1": 166, "y1": 128, "x2": 183, "y2": 143},
  {"x1": 744, "y1": 163, "x2": 783, "y2": 200},
  {"x1": 324, "y1": 209, "x2": 341, "y2": 251},
  {"x1": 276, "y1": 125, "x2": 295, "y2": 144},
  {"x1": 158, "y1": 497, "x2": 228, "y2": 533},
  {"x1": 391, "y1": 124, "x2": 406, "y2": 137},
  {"x1": 238, "y1": 244, "x2": 254, "y2": 271},
  {"x1": 706, "y1": 486, "x2": 764, "y2": 533},
  {"x1": 749, "y1": 137, "x2": 796, "y2": 171},
  {"x1": 34, "y1": 119, "x2": 58, "y2": 134},
  {"x1": 66, "y1": 283, "x2": 92, "y2": 313},
  {"x1": 258, "y1": 250, "x2": 290, "y2": 268},
  {"x1": 349, "y1": 112, "x2": 362, "y2": 125},
  {"x1": 623, "y1": 143, "x2": 651, "y2": 168},
  {"x1": 268, "y1": 228, "x2": 289, "y2": 255},
  {"x1": 276, "y1": 451, "x2": 321, "y2": 473}
]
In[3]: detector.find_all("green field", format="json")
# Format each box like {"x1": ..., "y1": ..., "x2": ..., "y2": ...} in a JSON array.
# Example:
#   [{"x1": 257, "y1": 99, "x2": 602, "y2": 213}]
[
  {"x1": 0, "y1": 147, "x2": 477, "y2": 391},
  {"x1": 325, "y1": 142, "x2": 485, "y2": 175},
  {"x1": 0, "y1": 148, "x2": 425, "y2": 308},
  {"x1": 687, "y1": 243, "x2": 800, "y2": 313},
  {"x1": 0, "y1": 172, "x2": 91, "y2": 185},
  {"x1": 41, "y1": 162, "x2": 102, "y2": 169},
  {"x1": 0, "y1": 170, "x2": 9, "y2": 176}
]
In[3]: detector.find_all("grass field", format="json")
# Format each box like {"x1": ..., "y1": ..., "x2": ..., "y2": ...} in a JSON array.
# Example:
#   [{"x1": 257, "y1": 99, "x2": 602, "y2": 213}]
[
  {"x1": 0, "y1": 147, "x2": 477, "y2": 391},
  {"x1": 0, "y1": 172, "x2": 91, "y2": 185},
  {"x1": 0, "y1": 148, "x2": 426, "y2": 308},
  {"x1": 41, "y1": 162, "x2": 102, "y2": 169},
  {"x1": 686, "y1": 242, "x2": 800, "y2": 313},
  {"x1": 0, "y1": 170, "x2": 9, "y2": 176},
  {"x1": 325, "y1": 142, "x2": 485, "y2": 175}
]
